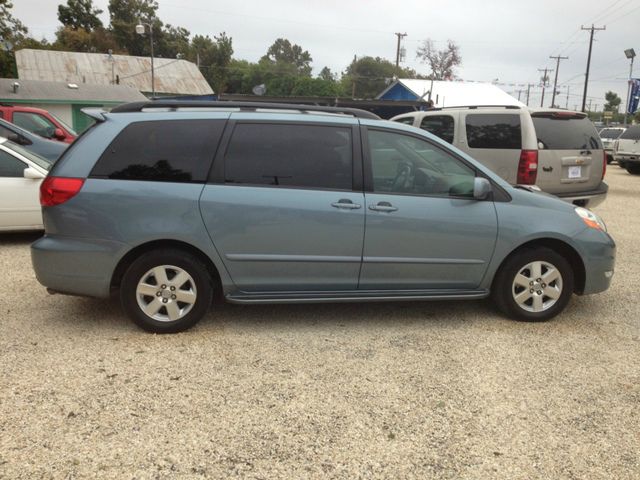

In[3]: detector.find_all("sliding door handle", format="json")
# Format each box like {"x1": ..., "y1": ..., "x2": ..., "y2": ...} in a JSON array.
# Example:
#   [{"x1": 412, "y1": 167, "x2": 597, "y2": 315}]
[
  {"x1": 369, "y1": 201, "x2": 398, "y2": 212},
  {"x1": 331, "y1": 199, "x2": 362, "y2": 210}
]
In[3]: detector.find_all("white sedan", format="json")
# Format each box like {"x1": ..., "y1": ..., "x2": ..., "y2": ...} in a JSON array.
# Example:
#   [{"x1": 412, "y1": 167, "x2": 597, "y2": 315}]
[{"x1": 0, "y1": 137, "x2": 52, "y2": 231}]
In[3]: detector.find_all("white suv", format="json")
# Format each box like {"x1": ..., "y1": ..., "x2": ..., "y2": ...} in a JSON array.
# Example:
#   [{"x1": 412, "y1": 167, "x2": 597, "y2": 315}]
[
  {"x1": 614, "y1": 125, "x2": 640, "y2": 174},
  {"x1": 391, "y1": 106, "x2": 607, "y2": 208}
]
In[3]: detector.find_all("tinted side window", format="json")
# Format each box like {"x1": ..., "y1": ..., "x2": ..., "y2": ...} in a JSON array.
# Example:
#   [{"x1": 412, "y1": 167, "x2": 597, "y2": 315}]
[
  {"x1": 225, "y1": 123, "x2": 353, "y2": 190},
  {"x1": 466, "y1": 114, "x2": 521, "y2": 149},
  {"x1": 420, "y1": 115, "x2": 455, "y2": 144},
  {"x1": 393, "y1": 117, "x2": 415, "y2": 126},
  {"x1": 368, "y1": 129, "x2": 475, "y2": 197},
  {"x1": 0, "y1": 150, "x2": 27, "y2": 177},
  {"x1": 532, "y1": 116, "x2": 601, "y2": 150},
  {"x1": 13, "y1": 112, "x2": 56, "y2": 138},
  {"x1": 91, "y1": 120, "x2": 224, "y2": 182},
  {"x1": 620, "y1": 126, "x2": 640, "y2": 140}
]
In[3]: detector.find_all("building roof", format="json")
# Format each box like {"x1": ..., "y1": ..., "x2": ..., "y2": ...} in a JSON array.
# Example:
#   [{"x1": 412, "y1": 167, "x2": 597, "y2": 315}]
[
  {"x1": 15, "y1": 49, "x2": 213, "y2": 96},
  {"x1": 0, "y1": 78, "x2": 147, "y2": 103},
  {"x1": 378, "y1": 78, "x2": 525, "y2": 108}
]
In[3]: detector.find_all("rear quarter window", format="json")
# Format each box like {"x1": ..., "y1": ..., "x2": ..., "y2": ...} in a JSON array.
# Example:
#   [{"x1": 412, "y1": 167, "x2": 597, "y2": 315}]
[
  {"x1": 465, "y1": 113, "x2": 521, "y2": 149},
  {"x1": 619, "y1": 126, "x2": 640, "y2": 140},
  {"x1": 420, "y1": 115, "x2": 455, "y2": 144},
  {"x1": 532, "y1": 115, "x2": 601, "y2": 150},
  {"x1": 91, "y1": 120, "x2": 224, "y2": 182},
  {"x1": 393, "y1": 116, "x2": 415, "y2": 126}
]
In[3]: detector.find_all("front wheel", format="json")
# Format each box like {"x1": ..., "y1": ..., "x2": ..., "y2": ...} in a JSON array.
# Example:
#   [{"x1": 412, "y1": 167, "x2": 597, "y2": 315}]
[
  {"x1": 120, "y1": 249, "x2": 214, "y2": 333},
  {"x1": 492, "y1": 247, "x2": 574, "y2": 322},
  {"x1": 626, "y1": 165, "x2": 640, "y2": 175}
]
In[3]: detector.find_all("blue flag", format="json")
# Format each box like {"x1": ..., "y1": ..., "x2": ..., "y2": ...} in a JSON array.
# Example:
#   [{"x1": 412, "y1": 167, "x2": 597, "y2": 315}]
[{"x1": 629, "y1": 79, "x2": 640, "y2": 114}]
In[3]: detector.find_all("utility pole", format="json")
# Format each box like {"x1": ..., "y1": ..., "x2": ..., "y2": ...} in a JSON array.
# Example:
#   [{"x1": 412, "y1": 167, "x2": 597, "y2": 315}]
[
  {"x1": 394, "y1": 33, "x2": 407, "y2": 69},
  {"x1": 580, "y1": 24, "x2": 606, "y2": 112},
  {"x1": 566, "y1": 85, "x2": 570, "y2": 109},
  {"x1": 538, "y1": 68, "x2": 553, "y2": 107},
  {"x1": 549, "y1": 55, "x2": 568, "y2": 108},
  {"x1": 526, "y1": 83, "x2": 533, "y2": 106}
]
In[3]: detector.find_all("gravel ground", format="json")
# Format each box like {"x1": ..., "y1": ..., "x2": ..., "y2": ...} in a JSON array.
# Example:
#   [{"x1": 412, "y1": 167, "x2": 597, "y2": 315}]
[{"x1": 1, "y1": 167, "x2": 639, "y2": 479}]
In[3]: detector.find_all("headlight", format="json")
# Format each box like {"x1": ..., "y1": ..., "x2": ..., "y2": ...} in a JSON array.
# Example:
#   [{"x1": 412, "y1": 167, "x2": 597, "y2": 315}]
[{"x1": 575, "y1": 207, "x2": 607, "y2": 232}]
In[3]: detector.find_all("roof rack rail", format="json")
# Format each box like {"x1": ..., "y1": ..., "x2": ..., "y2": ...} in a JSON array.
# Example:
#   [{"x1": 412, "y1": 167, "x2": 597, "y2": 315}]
[
  {"x1": 110, "y1": 100, "x2": 381, "y2": 119},
  {"x1": 428, "y1": 105, "x2": 521, "y2": 111}
]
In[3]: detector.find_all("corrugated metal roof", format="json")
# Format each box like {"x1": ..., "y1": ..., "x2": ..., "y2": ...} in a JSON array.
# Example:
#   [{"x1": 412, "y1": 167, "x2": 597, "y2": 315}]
[
  {"x1": 378, "y1": 79, "x2": 525, "y2": 108},
  {"x1": 0, "y1": 78, "x2": 148, "y2": 102},
  {"x1": 15, "y1": 49, "x2": 213, "y2": 96}
]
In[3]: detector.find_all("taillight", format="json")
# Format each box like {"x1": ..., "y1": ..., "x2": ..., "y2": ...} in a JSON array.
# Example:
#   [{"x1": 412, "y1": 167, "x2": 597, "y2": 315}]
[
  {"x1": 517, "y1": 150, "x2": 538, "y2": 184},
  {"x1": 602, "y1": 150, "x2": 606, "y2": 180},
  {"x1": 40, "y1": 177, "x2": 85, "y2": 207}
]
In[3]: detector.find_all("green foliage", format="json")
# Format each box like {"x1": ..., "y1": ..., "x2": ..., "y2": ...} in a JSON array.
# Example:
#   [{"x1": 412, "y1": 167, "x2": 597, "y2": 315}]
[
  {"x1": 189, "y1": 32, "x2": 233, "y2": 94},
  {"x1": 108, "y1": 0, "x2": 159, "y2": 56},
  {"x1": 261, "y1": 38, "x2": 312, "y2": 76},
  {"x1": 291, "y1": 77, "x2": 343, "y2": 96},
  {"x1": 341, "y1": 56, "x2": 408, "y2": 99},
  {"x1": 53, "y1": 26, "x2": 119, "y2": 53},
  {"x1": 604, "y1": 91, "x2": 622, "y2": 112},
  {"x1": 58, "y1": 0, "x2": 103, "y2": 31}
]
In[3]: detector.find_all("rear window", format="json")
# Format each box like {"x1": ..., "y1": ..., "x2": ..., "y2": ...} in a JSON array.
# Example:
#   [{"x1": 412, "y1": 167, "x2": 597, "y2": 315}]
[
  {"x1": 599, "y1": 128, "x2": 624, "y2": 139},
  {"x1": 393, "y1": 116, "x2": 415, "y2": 126},
  {"x1": 532, "y1": 115, "x2": 601, "y2": 150},
  {"x1": 619, "y1": 126, "x2": 640, "y2": 140},
  {"x1": 224, "y1": 123, "x2": 353, "y2": 190},
  {"x1": 465, "y1": 113, "x2": 521, "y2": 149},
  {"x1": 420, "y1": 115, "x2": 454, "y2": 144},
  {"x1": 91, "y1": 120, "x2": 224, "y2": 182}
]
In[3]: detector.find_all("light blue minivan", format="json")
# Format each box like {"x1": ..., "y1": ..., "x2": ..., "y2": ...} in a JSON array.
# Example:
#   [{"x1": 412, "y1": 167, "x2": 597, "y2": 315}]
[{"x1": 31, "y1": 101, "x2": 615, "y2": 333}]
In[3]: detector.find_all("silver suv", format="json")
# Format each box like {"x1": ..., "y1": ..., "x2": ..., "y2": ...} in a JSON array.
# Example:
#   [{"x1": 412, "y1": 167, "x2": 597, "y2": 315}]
[{"x1": 391, "y1": 107, "x2": 607, "y2": 208}]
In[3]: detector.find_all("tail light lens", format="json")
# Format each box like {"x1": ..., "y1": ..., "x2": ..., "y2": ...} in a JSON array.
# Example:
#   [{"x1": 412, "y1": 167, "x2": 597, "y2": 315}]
[
  {"x1": 602, "y1": 150, "x2": 606, "y2": 180},
  {"x1": 40, "y1": 177, "x2": 85, "y2": 207},
  {"x1": 517, "y1": 150, "x2": 538, "y2": 184}
]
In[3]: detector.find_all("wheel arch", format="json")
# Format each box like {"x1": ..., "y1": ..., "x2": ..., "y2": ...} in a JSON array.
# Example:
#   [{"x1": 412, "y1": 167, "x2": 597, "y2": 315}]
[
  {"x1": 110, "y1": 239, "x2": 223, "y2": 295},
  {"x1": 493, "y1": 238, "x2": 586, "y2": 294}
]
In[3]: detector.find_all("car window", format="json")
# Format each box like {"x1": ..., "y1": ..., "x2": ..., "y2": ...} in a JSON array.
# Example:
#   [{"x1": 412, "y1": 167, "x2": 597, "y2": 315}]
[
  {"x1": 0, "y1": 149, "x2": 27, "y2": 177},
  {"x1": 532, "y1": 115, "x2": 601, "y2": 150},
  {"x1": 619, "y1": 126, "x2": 640, "y2": 140},
  {"x1": 393, "y1": 117, "x2": 415, "y2": 126},
  {"x1": 13, "y1": 112, "x2": 57, "y2": 139},
  {"x1": 465, "y1": 113, "x2": 522, "y2": 149},
  {"x1": 368, "y1": 129, "x2": 475, "y2": 198},
  {"x1": 4, "y1": 140, "x2": 52, "y2": 170},
  {"x1": 599, "y1": 128, "x2": 624, "y2": 139},
  {"x1": 91, "y1": 120, "x2": 224, "y2": 182},
  {"x1": 420, "y1": 115, "x2": 455, "y2": 144},
  {"x1": 0, "y1": 124, "x2": 13, "y2": 138},
  {"x1": 224, "y1": 123, "x2": 353, "y2": 190}
]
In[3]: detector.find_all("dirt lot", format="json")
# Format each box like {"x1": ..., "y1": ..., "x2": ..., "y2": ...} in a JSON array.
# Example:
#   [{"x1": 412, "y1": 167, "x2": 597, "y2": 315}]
[{"x1": 1, "y1": 166, "x2": 639, "y2": 479}]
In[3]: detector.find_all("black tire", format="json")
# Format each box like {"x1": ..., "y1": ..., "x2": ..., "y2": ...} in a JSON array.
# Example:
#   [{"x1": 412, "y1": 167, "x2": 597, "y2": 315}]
[
  {"x1": 626, "y1": 165, "x2": 640, "y2": 175},
  {"x1": 492, "y1": 247, "x2": 574, "y2": 322},
  {"x1": 120, "y1": 249, "x2": 214, "y2": 333},
  {"x1": 618, "y1": 160, "x2": 627, "y2": 169},
  {"x1": 606, "y1": 154, "x2": 613, "y2": 164}
]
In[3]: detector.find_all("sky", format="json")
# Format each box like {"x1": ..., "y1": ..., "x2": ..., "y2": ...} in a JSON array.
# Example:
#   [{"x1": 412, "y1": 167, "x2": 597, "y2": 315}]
[{"x1": 12, "y1": 0, "x2": 640, "y2": 111}]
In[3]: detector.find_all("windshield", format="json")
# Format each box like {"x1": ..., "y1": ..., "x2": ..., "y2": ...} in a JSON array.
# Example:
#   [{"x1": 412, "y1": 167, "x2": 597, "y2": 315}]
[
  {"x1": 532, "y1": 116, "x2": 601, "y2": 150},
  {"x1": 599, "y1": 128, "x2": 624, "y2": 139},
  {"x1": 48, "y1": 112, "x2": 77, "y2": 136},
  {"x1": 3, "y1": 140, "x2": 53, "y2": 170}
]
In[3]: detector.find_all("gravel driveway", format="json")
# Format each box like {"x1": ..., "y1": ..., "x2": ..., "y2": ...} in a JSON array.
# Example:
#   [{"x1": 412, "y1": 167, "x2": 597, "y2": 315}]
[{"x1": 1, "y1": 167, "x2": 638, "y2": 479}]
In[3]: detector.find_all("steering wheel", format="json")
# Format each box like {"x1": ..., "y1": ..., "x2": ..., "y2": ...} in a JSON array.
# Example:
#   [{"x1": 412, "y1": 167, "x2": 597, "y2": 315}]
[{"x1": 392, "y1": 161, "x2": 413, "y2": 191}]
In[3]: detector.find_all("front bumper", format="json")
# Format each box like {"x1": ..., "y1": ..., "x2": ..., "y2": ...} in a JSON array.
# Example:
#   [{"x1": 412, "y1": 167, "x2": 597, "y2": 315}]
[
  {"x1": 554, "y1": 182, "x2": 608, "y2": 209},
  {"x1": 31, "y1": 235, "x2": 127, "y2": 298},
  {"x1": 577, "y1": 229, "x2": 616, "y2": 296}
]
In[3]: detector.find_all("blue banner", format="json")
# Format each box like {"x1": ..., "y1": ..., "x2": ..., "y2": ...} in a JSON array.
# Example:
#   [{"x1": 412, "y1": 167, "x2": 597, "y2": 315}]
[{"x1": 629, "y1": 78, "x2": 640, "y2": 114}]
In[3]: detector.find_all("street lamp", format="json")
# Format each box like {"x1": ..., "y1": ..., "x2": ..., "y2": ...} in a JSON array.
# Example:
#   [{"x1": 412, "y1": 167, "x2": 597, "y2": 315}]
[
  {"x1": 136, "y1": 22, "x2": 155, "y2": 97},
  {"x1": 623, "y1": 48, "x2": 635, "y2": 125}
]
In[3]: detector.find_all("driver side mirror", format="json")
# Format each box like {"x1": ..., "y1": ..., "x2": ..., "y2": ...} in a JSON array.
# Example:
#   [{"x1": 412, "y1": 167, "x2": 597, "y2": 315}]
[
  {"x1": 24, "y1": 167, "x2": 45, "y2": 180},
  {"x1": 473, "y1": 177, "x2": 492, "y2": 200},
  {"x1": 53, "y1": 128, "x2": 65, "y2": 140}
]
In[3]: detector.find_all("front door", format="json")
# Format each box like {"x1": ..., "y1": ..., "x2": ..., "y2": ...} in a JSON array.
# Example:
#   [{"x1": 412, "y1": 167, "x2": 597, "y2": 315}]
[
  {"x1": 359, "y1": 127, "x2": 498, "y2": 290},
  {"x1": 0, "y1": 149, "x2": 42, "y2": 229},
  {"x1": 200, "y1": 120, "x2": 365, "y2": 292}
]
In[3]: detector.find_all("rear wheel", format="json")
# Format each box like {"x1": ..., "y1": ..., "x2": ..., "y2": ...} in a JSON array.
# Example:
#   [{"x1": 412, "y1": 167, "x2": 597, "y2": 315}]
[
  {"x1": 120, "y1": 249, "x2": 213, "y2": 333},
  {"x1": 492, "y1": 247, "x2": 574, "y2": 322},
  {"x1": 626, "y1": 165, "x2": 640, "y2": 175}
]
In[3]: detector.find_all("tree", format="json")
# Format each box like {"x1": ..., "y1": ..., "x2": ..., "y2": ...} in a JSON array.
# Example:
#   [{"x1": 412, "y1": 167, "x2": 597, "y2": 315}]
[
  {"x1": 260, "y1": 38, "x2": 312, "y2": 76},
  {"x1": 0, "y1": 0, "x2": 29, "y2": 77},
  {"x1": 416, "y1": 39, "x2": 461, "y2": 80},
  {"x1": 58, "y1": 0, "x2": 103, "y2": 31},
  {"x1": 53, "y1": 25, "x2": 119, "y2": 53},
  {"x1": 341, "y1": 56, "x2": 398, "y2": 99},
  {"x1": 604, "y1": 91, "x2": 622, "y2": 112},
  {"x1": 108, "y1": 0, "x2": 160, "y2": 56},
  {"x1": 189, "y1": 32, "x2": 233, "y2": 93},
  {"x1": 291, "y1": 77, "x2": 343, "y2": 96},
  {"x1": 318, "y1": 66, "x2": 335, "y2": 82}
]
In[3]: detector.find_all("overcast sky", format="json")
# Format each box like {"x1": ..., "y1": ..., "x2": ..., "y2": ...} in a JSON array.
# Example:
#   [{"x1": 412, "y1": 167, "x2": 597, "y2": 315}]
[{"x1": 13, "y1": 0, "x2": 639, "y2": 110}]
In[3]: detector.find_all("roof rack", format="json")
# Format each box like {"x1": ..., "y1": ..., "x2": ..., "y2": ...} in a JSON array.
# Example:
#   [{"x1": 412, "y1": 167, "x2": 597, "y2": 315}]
[
  {"x1": 110, "y1": 100, "x2": 381, "y2": 119},
  {"x1": 428, "y1": 105, "x2": 521, "y2": 111}
]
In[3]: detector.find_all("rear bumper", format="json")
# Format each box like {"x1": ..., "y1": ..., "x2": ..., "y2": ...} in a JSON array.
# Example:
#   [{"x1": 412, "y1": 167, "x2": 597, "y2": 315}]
[
  {"x1": 31, "y1": 235, "x2": 126, "y2": 298},
  {"x1": 554, "y1": 182, "x2": 608, "y2": 209},
  {"x1": 614, "y1": 154, "x2": 639, "y2": 164}
]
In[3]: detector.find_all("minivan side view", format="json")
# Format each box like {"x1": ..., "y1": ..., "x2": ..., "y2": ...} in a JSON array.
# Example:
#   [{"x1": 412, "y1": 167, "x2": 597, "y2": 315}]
[
  {"x1": 391, "y1": 107, "x2": 608, "y2": 208},
  {"x1": 31, "y1": 101, "x2": 615, "y2": 333}
]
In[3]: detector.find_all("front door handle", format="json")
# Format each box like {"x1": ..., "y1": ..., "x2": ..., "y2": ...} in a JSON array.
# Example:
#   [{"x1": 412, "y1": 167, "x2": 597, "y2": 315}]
[
  {"x1": 331, "y1": 199, "x2": 361, "y2": 210},
  {"x1": 369, "y1": 201, "x2": 398, "y2": 212}
]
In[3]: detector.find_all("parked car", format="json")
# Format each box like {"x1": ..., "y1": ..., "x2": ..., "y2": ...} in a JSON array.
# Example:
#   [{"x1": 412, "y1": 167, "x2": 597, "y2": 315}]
[
  {"x1": 391, "y1": 107, "x2": 607, "y2": 208},
  {"x1": 0, "y1": 118, "x2": 67, "y2": 162},
  {"x1": 599, "y1": 127, "x2": 626, "y2": 163},
  {"x1": 0, "y1": 104, "x2": 77, "y2": 143},
  {"x1": 614, "y1": 125, "x2": 640, "y2": 174},
  {"x1": 31, "y1": 101, "x2": 615, "y2": 333},
  {"x1": 0, "y1": 137, "x2": 50, "y2": 231}
]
